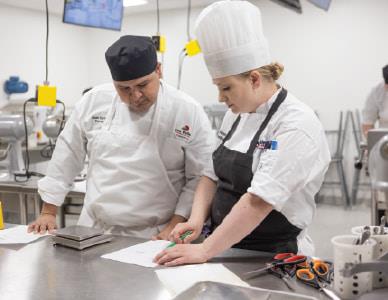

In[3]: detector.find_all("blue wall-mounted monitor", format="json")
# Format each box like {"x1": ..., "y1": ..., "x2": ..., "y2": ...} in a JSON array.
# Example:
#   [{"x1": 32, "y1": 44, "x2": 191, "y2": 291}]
[
  {"x1": 63, "y1": 0, "x2": 123, "y2": 31},
  {"x1": 308, "y1": 0, "x2": 331, "y2": 11}
]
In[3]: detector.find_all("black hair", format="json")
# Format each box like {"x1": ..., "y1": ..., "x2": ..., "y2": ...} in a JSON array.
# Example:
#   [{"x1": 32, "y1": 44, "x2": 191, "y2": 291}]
[
  {"x1": 82, "y1": 87, "x2": 93, "y2": 95},
  {"x1": 383, "y1": 64, "x2": 388, "y2": 84}
]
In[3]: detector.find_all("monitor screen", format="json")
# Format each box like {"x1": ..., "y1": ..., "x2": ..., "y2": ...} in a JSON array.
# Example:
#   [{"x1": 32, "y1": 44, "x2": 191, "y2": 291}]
[
  {"x1": 63, "y1": 0, "x2": 123, "y2": 31},
  {"x1": 308, "y1": 0, "x2": 331, "y2": 11},
  {"x1": 269, "y1": 0, "x2": 302, "y2": 13}
]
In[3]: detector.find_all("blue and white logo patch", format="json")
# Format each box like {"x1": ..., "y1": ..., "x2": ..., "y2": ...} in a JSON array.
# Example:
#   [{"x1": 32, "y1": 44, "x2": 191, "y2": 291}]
[{"x1": 256, "y1": 140, "x2": 278, "y2": 150}]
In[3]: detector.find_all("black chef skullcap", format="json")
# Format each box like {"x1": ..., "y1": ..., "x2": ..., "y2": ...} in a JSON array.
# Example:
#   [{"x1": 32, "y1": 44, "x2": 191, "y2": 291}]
[
  {"x1": 105, "y1": 35, "x2": 157, "y2": 81},
  {"x1": 383, "y1": 64, "x2": 388, "y2": 84}
]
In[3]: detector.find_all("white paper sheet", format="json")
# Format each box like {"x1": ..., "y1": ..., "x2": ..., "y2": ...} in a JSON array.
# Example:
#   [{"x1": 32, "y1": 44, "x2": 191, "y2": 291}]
[
  {"x1": 155, "y1": 263, "x2": 250, "y2": 297},
  {"x1": 101, "y1": 240, "x2": 171, "y2": 267},
  {"x1": 0, "y1": 225, "x2": 50, "y2": 244}
]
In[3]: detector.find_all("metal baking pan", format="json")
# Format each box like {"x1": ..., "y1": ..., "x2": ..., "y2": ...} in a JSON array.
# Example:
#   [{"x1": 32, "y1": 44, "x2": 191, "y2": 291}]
[{"x1": 172, "y1": 281, "x2": 317, "y2": 300}]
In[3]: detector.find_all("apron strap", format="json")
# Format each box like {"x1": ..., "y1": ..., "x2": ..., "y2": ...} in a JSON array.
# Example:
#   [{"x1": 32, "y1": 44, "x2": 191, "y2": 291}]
[
  {"x1": 221, "y1": 115, "x2": 241, "y2": 144},
  {"x1": 247, "y1": 88, "x2": 288, "y2": 154}
]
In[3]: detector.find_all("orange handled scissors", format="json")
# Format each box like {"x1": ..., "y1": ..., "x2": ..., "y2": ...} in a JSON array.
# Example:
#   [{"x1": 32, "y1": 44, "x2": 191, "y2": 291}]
[
  {"x1": 296, "y1": 269, "x2": 340, "y2": 300},
  {"x1": 310, "y1": 260, "x2": 332, "y2": 283},
  {"x1": 244, "y1": 253, "x2": 307, "y2": 277},
  {"x1": 267, "y1": 266, "x2": 296, "y2": 291},
  {"x1": 282, "y1": 258, "x2": 309, "y2": 277},
  {"x1": 305, "y1": 258, "x2": 334, "y2": 283}
]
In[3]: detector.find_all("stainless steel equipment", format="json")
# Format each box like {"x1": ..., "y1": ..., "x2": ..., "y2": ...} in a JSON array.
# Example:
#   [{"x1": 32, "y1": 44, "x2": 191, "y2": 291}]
[
  {"x1": 341, "y1": 253, "x2": 388, "y2": 277},
  {"x1": 0, "y1": 114, "x2": 33, "y2": 181},
  {"x1": 42, "y1": 114, "x2": 63, "y2": 139},
  {"x1": 369, "y1": 134, "x2": 388, "y2": 189},
  {"x1": 367, "y1": 129, "x2": 388, "y2": 152},
  {"x1": 368, "y1": 130, "x2": 388, "y2": 225}
]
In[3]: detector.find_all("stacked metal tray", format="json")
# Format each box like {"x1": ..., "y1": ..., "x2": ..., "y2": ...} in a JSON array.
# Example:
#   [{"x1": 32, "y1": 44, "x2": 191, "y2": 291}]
[
  {"x1": 172, "y1": 281, "x2": 317, "y2": 300},
  {"x1": 52, "y1": 225, "x2": 113, "y2": 250}
]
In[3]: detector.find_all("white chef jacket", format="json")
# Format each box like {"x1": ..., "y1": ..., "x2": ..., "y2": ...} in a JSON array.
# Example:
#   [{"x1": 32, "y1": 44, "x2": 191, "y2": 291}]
[
  {"x1": 362, "y1": 82, "x2": 388, "y2": 128},
  {"x1": 38, "y1": 81, "x2": 214, "y2": 220},
  {"x1": 203, "y1": 88, "x2": 331, "y2": 253}
]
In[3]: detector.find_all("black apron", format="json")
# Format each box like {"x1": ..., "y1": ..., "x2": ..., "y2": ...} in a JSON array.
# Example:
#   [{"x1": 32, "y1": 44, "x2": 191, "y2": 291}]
[{"x1": 211, "y1": 88, "x2": 301, "y2": 253}]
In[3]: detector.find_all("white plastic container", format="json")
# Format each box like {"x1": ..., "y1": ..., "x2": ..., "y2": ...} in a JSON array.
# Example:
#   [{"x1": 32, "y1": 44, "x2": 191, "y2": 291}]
[
  {"x1": 352, "y1": 226, "x2": 388, "y2": 288},
  {"x1": 331, "y1": 235, "x2": 376, "y2": 299}
]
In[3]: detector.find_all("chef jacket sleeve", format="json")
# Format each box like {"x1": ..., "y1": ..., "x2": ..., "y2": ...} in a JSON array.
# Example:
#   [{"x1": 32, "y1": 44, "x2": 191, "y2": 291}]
[
  {"x1": 38, "y1": 100, "x2": 87, "y2": 207},
  {"x1": 201, "y1": 136, "x2": 219, "y2": 182},
  {"x1": 247, "y1": 127, "x2": 320, "y2": 211},
  {"x1": 174, "y1": 107, "x2": 216, "y2": 218},
  {"x1": 362, "y1": 88, "x2": 379, "y2": 125},
  {"x1": 202, "y1": 158, "x2": 218, "y2": 182}
]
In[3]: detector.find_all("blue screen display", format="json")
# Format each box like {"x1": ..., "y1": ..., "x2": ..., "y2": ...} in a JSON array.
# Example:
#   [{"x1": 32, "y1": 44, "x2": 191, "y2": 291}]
[
  {"x1": 308, "y1": 0, "x2": 331, "y2": 10},
  {"x1": 63, "y1": 0, "x2": 123, "y2": 31}
]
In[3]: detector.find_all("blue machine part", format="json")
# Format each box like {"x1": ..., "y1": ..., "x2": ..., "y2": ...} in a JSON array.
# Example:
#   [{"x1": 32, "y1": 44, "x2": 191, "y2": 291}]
[{"x1": 3, "y1": 76, "x2": 28, "y2": 95}]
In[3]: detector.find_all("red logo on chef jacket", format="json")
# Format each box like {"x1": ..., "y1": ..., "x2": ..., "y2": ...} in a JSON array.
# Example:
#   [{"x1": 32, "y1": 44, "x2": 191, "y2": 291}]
[{"x1": 175, "y1": 124, "x2": 192, "y2": 141}]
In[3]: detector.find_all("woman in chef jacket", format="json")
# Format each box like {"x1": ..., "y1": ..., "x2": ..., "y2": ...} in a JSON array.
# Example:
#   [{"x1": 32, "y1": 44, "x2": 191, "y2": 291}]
[
  {"x1": 155, "y1": 0, "x2": 331, "y2": 266},
  {"x1": 362, "y1": 64, "x2": 388, "y2": 137}
]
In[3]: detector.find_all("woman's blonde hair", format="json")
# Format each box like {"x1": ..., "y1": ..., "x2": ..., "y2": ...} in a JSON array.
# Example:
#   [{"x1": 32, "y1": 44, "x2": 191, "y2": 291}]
[{"x1": 239, "y1": 62, "x2": 284, "y2": 82}]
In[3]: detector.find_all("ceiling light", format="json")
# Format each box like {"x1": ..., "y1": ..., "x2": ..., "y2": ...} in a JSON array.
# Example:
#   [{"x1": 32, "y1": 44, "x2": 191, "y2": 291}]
[{"x1": 123, "y1": 0, "x2": 148, "y2": 7}]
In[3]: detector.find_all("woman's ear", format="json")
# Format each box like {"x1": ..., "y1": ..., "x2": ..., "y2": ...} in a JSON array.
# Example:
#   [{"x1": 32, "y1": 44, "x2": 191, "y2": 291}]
[{"x1": 249, "y1": 70, "x2": 261, "y2": 89}]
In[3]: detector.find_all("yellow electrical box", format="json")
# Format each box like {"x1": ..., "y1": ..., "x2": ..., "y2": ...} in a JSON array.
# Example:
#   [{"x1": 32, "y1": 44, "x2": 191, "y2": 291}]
[
  {"x1": 37, "y1": 85, "x2": 57, "y2": 107},
  {"x1": 152, "y1": 35, "x2": 167, "y2": 53},
  {"x1": 185, "y1": 39, "x2": 201, "y2": 57},
  {"x1": 159, "y1": 35, "x2": 166, "y2": 53},
  {"x1": 0, "y1": 201, "x2": 4, "y2": 230}
]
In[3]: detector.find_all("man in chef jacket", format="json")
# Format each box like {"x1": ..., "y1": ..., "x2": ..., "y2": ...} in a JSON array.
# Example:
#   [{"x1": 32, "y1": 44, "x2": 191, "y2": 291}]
[
  {"x1": 28, "y1": 35, "x2": 214, "y2": 239},
  {"x1": 362, "y1": 64, "x2": 388, "y2": 136}
]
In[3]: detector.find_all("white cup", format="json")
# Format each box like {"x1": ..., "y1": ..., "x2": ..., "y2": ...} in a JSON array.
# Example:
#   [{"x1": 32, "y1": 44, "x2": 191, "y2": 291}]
[
  {"x1": 331, "y1": 235, "x2": 376, "y2": 299},
  {"x1": 351, "y1": 226, "x2": 388, "y2": 288}
]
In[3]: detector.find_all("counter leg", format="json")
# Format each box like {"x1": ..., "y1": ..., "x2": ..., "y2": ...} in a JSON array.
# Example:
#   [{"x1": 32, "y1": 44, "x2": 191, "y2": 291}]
[
  {"x1": 34, "y1": 194, "x2": 42, "y2": 219},
  {"x1": 371, "y1": 189, "x2": 378, "y2": 225},
  {"x1": 18, "y1": 193, "x2": 27, "y2": 225},
  {"x1": 59, "y1": 204, "x2": 65, "y2": 228}
]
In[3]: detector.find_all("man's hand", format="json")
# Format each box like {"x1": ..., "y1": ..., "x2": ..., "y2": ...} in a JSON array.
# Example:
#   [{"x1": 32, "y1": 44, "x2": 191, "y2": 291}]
[
  {"x1": 152, "y1": 214, "x2": 186, "y2": 241},
  {"x1": 28, "y1": 213, "x2": 57, "y2": 234},
  {"x1": 27, "y1": 202, "x2": 58, "y2": 234}
]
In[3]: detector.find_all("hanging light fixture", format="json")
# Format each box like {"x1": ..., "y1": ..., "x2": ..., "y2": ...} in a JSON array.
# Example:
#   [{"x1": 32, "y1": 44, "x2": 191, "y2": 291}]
[{"x1": 123, "y1": 0, "x2": 148, "y2": 7}]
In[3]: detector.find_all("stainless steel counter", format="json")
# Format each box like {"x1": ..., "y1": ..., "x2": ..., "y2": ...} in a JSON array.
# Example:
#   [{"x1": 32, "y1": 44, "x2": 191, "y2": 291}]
[{"x1": 0, "y1": 235, "x2": 327, "y2": 300}]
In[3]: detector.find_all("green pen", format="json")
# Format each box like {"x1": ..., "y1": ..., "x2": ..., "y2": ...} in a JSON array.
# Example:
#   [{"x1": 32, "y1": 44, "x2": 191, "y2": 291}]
[{"x1": 166, "y1": 230, "x2": 193, "y2": 248}]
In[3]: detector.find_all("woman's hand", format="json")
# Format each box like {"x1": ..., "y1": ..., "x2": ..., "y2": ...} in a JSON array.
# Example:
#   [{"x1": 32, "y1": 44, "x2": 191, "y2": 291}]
[
  {"x1": 168, "y1": 220, "x2": 203, "y2": 244},
  {"x1": 154, "y1": 243, "x2": 210, "y2": 266}
]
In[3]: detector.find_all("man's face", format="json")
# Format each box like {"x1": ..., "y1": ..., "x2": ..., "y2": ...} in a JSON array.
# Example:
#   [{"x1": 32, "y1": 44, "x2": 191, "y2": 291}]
[{"x1": 114, "y1": 63, "x2": 162, "y2": 113}]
